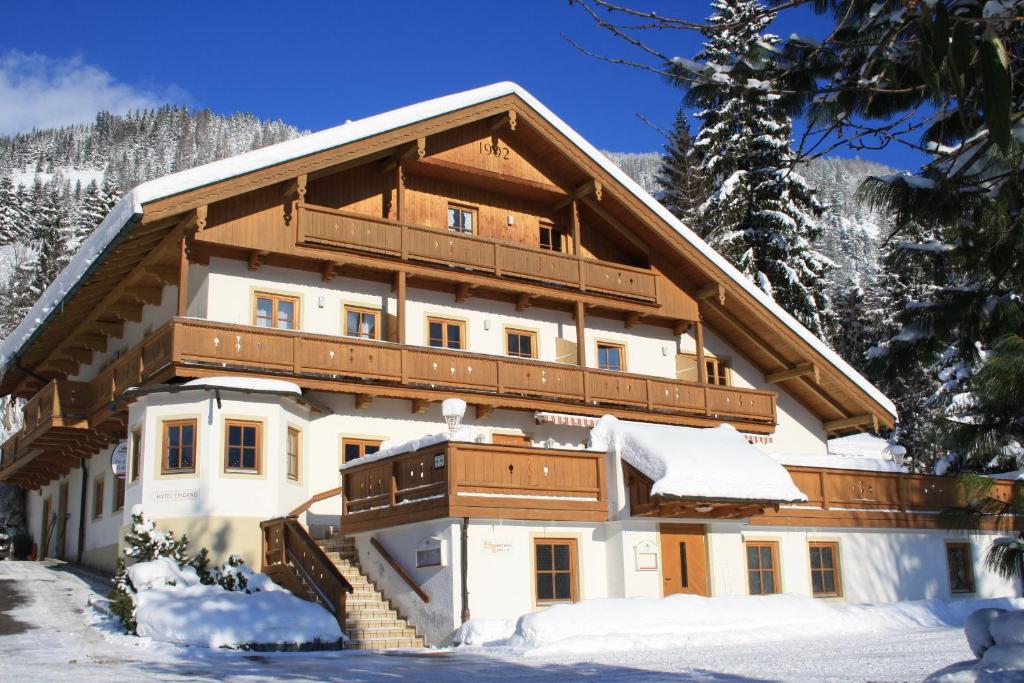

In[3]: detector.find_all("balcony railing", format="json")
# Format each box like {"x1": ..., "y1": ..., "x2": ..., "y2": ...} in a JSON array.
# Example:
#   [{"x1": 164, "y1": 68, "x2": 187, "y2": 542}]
[
  {"x1": 295, "y1": 203, "x2": 659, "y2": 303},
  {"x1": 341, "y1": 441, "x2": 608, "y2": 532},
  {"x1": 162, "y1": 318, "x2": 777, "y2": 426}
]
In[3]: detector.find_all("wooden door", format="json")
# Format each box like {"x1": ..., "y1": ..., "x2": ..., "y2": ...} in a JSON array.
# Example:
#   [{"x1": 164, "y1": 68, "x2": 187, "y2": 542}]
[
  {"x1": 56, "y1": 482, "x2": 69, "y2": 559},
  {"x1": 40, "y1": 497, "x2": 52, "y2": 559},
  {"x1": 660, "y1": 523, "x2": 709, "y2": 596}
]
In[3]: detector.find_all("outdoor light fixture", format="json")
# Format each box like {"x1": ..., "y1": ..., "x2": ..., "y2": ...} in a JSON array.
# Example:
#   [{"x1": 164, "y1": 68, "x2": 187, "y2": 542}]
[{"x1": 442, "y1": 397, "x2": 467, "y2": 434}]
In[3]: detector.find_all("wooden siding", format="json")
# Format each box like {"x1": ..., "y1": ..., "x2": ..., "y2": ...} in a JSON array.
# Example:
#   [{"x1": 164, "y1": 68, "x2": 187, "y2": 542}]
[{"x1": 341, "y1": 441, "x2": 607, "y2": 533}]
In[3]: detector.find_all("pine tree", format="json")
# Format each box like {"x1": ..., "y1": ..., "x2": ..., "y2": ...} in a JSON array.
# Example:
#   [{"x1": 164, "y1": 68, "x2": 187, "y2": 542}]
[
  {"x1": 0, "y1": 246, "x2": 39, "y2": 338},
  {"x1": 681, "y1": 0, "x2": 833, "y2": 337},
  {"x1": 656, "y1": 108, "x2": 707, "y2": 224},
  {"x1": 72, "y1": 177, "x2": 119, "y2": 253},
  {"x1": 0, "y1": 175, "x2": 25, "y2": 245}
]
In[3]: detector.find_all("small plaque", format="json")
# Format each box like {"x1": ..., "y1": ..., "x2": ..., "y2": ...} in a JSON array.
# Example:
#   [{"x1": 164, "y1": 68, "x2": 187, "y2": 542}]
[
  {"x1": 433, "y1": 453, "x2": 445, "y2": 469},
  {"x1": 635, "y1": 540, "x2": 659, "y2": 571}
]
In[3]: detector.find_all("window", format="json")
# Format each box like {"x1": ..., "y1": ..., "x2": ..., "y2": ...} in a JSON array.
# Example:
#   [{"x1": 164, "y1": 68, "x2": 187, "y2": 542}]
[
  {"x1": 447, "y1": 204, "x2": 476, "y2": 235},
  {"x1": 254, "y1": 292, "x2": 299, "y2": 330},
  {"x1": 162, "y1": 420, "x2": 197, "y2": 474},
  {"x1": 539, "y1": 224, "x2": 566, "y2": 253},
  {"x1": 287, "y1": 427, "x2": 301, "y2": 481},
  {"x1": 809, "y1": 542, "x2": 842, "y2": 597},
  {"x1": 705, "y1": 357, "x2": 730, "y2": 386},
  {"x1": 344, "y1": 305, "x2": 380, "y2": 340},
  {"x1": 342, "y1": 438, "x2": 382, "y2": 464},
  {"x1": 225, "y1": 420, "x2": 261, "y2": 473},
  {"x1": 535, "y1": 538, "x2": 578, "y2": 603},
  {"x1": 746, "y1": 541, "x2": 779, "y2": 595},
  {"x1": 113, "y1": 476, "x2": 126, "y2": 512},
  {"x1": 597, "y1": 342, "x2": 626, "y2": 372},
  {"x1": 947, "y1": 542, "x2": 976, "y2": 594},
  {"x1": 506, "y1": 328, "x2": 537, "y2": 359},
  {"x1": 130, "y1": 428, "x2": 142, "y2": 483},
  {"x1": 92, "y1": 476, "x2": 105, "y2": 519},
  {"x1": 427, "y1": 317, "x2": 465, "y2": 350}
]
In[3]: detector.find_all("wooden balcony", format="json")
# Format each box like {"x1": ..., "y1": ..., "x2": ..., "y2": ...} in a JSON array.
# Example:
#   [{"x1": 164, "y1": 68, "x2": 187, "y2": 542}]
[
  {"x1": 626, "y1": 461, "x2": 1022, "y2": 531},
  {"x1": 341, "y1": 441, "x2": 607, "y2": 533},
  {"x1": 295, "y1": 203, "x2": 659, "y2": 304},
  {"x1": 0, "y1": 380, "x2": 108, "y2": 488},
  {"x1": 162, "y1": 318, "x2": 777, "y2": 429}
]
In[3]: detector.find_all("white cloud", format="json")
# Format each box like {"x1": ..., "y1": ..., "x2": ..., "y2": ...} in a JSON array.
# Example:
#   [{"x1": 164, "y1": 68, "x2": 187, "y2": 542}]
[{"x1": 0, "y1": 51, "x2": 185, "y2": 134}]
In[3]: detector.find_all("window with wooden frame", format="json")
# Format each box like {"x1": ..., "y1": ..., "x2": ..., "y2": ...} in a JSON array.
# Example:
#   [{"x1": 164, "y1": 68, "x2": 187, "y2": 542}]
[
  {"x1": 745, "y1": 541, "x2": 780, "y2": 595},
  {"x1": 286, "y1": 427, "x2": 301, "y2": 481},
  {"x1": 253, "y1": 292, "x2": 299, "y2": 330},
  {"x1": 596, "y1": 341, "x2": 626, "y2": 372},
  {"x1": 427, "y1": 317, "x2": 465, "y2": 350},
  {"x1": 447, "y1": 204, "x2": 476, "y2": 235},
  {"x1": 505, "y1": 328, "x2": 537, "y2": 359},
  {"x1": 675, "y1": 353, "x2": 730, "y2": 386},
  {"x1": 224, "y1": 420, "x2": 261, "y2": 473},
  {"x1": 113, "y1": 476, "x2": 126, "y2": 512},
  {"x1": 535, "y1": 538, "x2": 578, "y2": 604},
  {"x1": 162, "y1": 419, "x2": 197, "y2": 474},
  {"x1": 344, "y1": 305, "x2": 380, "y2": 340},
  {"x1": 129, "y1": 427, "x2": 142, "y2": 483},
  {"x1": 808, "y1": 541, "x2": 842, "y2": 597},
  {"x1": 341, "y1": 438, "x2": 382, "y2": 464},
  {"x1": 92, "y1": 475, "x2": 104, "y2": 519},
  {"x1": 539, "y1": 223, "x2": 567, "y2": 253},
  {"x1": 946, "y1": 541, "x2": 976, "y2": 594}
]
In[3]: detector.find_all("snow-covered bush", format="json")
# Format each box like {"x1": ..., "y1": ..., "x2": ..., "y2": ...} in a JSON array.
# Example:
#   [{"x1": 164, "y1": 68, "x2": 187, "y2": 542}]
[
  {"x1": 964, "y1": 607, "x2": 1005, "y2": 657},
  {"x1": 932, "y1": 608, "x2": 1024, "y2": 681},
  {"x1": 109, "y1": 506, "x2": 264, "y2": 634}
]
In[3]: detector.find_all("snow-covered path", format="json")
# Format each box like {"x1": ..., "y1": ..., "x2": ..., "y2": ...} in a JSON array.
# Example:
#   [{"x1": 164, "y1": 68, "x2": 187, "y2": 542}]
[{"x1": 0, "y1": 561, "x2": 975, "y2": 682}]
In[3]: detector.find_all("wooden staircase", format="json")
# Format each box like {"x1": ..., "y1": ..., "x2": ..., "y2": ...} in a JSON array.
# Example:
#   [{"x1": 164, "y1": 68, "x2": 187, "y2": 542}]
[{"x1": 317, "y1": 535, "x2": 425, "y2": 649}]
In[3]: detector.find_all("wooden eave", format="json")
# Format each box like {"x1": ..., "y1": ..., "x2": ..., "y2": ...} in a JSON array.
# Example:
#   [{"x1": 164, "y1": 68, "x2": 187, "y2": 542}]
[{"x1": 1, "y1": 92, "x2": 894, "y2": 433}]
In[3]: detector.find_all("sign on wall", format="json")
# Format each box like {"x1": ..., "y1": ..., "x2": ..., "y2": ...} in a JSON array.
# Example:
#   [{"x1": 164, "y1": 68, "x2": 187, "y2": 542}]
[
  {"x1": 634, "y1": 540, "x2": 659, "y2": 571},
  {"x1": 110, "y1": 441, "x2": 129, "y2": 480},
  {"x1": 153, "y1": 489, "x2": 200, "y2": 503},
  {"x1": 480, "y1": 538, "x2": 514, "y2": 557}
]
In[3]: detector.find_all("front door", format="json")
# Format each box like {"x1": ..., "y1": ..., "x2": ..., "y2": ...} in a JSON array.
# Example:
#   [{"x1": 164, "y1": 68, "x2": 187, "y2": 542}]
[
  {"x1": 660, "y1": 523, "x2": 709, "y2": 596},
  {"x1": 56, "y1": 482, "x2": 69, "y2": 559}
]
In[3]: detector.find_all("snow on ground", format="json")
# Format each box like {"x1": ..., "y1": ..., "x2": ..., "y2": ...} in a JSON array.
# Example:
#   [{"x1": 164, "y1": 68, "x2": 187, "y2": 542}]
[{"x1": 0, "y1": 560, "x2": 1002, "y2": 682}]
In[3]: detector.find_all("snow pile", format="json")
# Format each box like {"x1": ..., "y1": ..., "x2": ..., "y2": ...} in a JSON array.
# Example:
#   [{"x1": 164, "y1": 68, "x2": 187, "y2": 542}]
[
  {"x1": 457, "y1": 594, "x2": 1024, "y2": 657},
  {"x1": 771, "y1": 432, "x2": 909, "y2": 473},
  {"x1": 127, "y1": 556, "x2": 342, "y2": 649},
  {"x1": 930, "y1": 608, "x2": 1024, "y2": 681},
  {"x1": 590, "y1": 415, "x2": 807, "y2": 502},
  {"x1": 182, "y1": 376, "x2": 302, "y2": 394}
]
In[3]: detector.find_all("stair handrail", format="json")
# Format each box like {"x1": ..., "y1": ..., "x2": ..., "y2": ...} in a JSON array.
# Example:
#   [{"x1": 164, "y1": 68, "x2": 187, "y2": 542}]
[
  {"x1": 369, "y1": 536, "x2": 430, "y2": 604},
  {"x1": 289, "y1": 486, "x2": 343, "y2": 517}
]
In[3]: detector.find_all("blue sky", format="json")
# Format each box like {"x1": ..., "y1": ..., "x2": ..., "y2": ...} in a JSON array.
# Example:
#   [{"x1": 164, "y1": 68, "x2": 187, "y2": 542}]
[{"x1": 2, "y1": 1, "x2": 913, "y2": 168}]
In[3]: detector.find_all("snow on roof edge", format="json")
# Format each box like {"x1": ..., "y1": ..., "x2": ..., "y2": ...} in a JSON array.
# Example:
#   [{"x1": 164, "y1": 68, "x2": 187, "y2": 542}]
[{"x1": 0, "y1": 81, "x2": 896, "y2": 419}]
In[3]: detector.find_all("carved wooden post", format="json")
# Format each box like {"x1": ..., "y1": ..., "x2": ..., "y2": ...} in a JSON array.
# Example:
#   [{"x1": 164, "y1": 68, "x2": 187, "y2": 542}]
[
  {"x1": 695, "y1": 317, "x2": 708, "y2": 384},
  {"x1": 574, "y1": 301, "x2": 586, "y2": 367}
]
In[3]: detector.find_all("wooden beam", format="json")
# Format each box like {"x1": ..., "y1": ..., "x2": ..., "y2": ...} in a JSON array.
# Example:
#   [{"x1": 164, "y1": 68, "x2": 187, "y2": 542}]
[
  {"x1": 575, "y1": 301, "x2": 586, "y2": 366},
  {"x1": 580, "y1": 195, "x2": 649, "y2": 256},
  {"x1": 624, "y1": 312, "x2": 643, "y2": 329},
  {"x1": 61, "y1": 348, "x2": 91, "y2": 364},
  {"x1": 475, "y1": 404, "x2": 494, "y2": 421},
  {"x1": 455, "y1": 282, "x2": 475, "y2": 303},
  {"x1": 766, "y1": 363, "x2": 820, "y2": 385},
  {"x1": 823, "y1": 414, "x2": 877, "y2": 433},
  {"x1": 93, "y1": 320, "x2": 123, "y2": 337},
  {"x1": 570, "y1": 199, "x2": 581, "y2": 256},
  {"x1": 673, "y1": 320, "x2": 692, "y2": 337},
  {"x1": 79, "y1": 334, "x2": 107, "y2": 353},
  {"x1": 411, "y1": 398, "x2": 430, "y2": 414},
  {"x1": 553, "y1": 179, "x2": 602, "y2": 211},
  {"x1": 108, "y1": 302, "x2": 144, "y2": 323},
  {"x1": 131, "y1": 287, "x2": 164, "y2": 306},
  {"x1": 395, "y1": 271, "x2": 407, "y2": 345},
  {"x1": 150, "y1": 264, "x2": 180, "y2": 285},
  {"x1": 282, "y1": 173, "x2": 308, "y2": 201},
  {"x1": 696, "y1": 283, "x2": 726, "y2": 306},
  {"x1": 354, "y1": 394, "x2": 374, "y2": 410},
  {"x1": 695, "y1": 319, "x2": 707, "y2": 383},
  {"x1": 322, "y1": 261, "x2": 340, "y2": 282},
  {"x1": 516, "y1": 293, "x2": 534, "y2": 312},
  {"x1": 489, "y1": 110, "x2": 517, "y2": 133},
  {"x1": 247, "y1": 250, "x2": 269, "y2": 271}
]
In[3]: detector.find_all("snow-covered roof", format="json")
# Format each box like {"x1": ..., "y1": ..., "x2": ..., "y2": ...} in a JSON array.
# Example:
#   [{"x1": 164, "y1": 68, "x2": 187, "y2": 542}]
[
  {"x1": 769, "y1": 451, "x2": 908, "y2": 473},
  {"x1": 0, "y1": 82, "x2": 896, "y2": 420},
  {"x1": 590, "y1": 415, "x2": 807, "y2": 503},
  {"x1": 182, "y1": 376, "x2": 301, "y2": 394}
]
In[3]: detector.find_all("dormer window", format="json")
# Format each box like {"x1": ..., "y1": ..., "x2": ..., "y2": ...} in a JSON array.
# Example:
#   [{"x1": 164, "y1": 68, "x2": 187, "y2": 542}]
[{"x1": 447, "y1": 204, "x2": 476, "y2": 235}]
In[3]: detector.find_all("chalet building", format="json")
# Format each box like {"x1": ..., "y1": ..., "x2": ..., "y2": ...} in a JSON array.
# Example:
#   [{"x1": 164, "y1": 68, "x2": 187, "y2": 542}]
[{"x1": 0, "y1": 83, "x2": 1017, "y2": 648}]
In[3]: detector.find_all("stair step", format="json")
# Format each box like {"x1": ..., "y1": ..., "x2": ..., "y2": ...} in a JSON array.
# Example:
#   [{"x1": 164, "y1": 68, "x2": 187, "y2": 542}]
[
  {"x1": 348, "y1": 597, "x2": 390, "y2": 608},
  {"x1": 346, "y1": 610, "x2": 400, "y2": 624},
  {"x1": 346, "y1": 638, "x2": 424, "y2": 650},
  {"x1": 347, "y1": 626, "x2": 418, "y2": 640}
]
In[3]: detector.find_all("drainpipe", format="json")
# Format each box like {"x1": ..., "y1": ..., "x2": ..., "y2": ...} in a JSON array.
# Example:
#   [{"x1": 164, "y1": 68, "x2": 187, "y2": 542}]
[
  {"x1": 460, "y1": 517, "x2": 470, "y2": 623},
  {"x1": 76, "y1": 459, "x2": 88, "y2": 564}
]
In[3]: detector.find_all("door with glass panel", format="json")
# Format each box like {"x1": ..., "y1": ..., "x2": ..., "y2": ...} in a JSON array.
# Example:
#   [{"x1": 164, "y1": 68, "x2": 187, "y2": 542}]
[{"x1": 660, "y1": 523, "x2": 709, "y2": 596}]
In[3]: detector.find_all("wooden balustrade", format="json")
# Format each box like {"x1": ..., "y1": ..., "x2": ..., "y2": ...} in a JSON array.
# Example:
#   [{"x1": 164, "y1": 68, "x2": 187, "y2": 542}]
[
  {"x1": 260, "y1": 516, "x2": 353, "y2": 633},
  {"x1": 341, "y1": 441, "x2": 607, "y2": 533},
  {"x1": 167, "y1": 318, "x2": 777, "y2": 426},
  {"x1": 295, "y1": 203, "x2": 658, "y2": 303}
]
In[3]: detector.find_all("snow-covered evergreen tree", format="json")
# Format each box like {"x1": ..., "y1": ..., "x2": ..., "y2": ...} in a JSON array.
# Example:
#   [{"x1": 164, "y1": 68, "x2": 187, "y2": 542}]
[
  {"x1": 656, "y1": 108, "x2": 707, "y2": 224},
  {"x1": 72, "y1": 177, "x2": 119, "y2": 253},
  {"x1": 682, "y1": 0, "x2": 833, "y2": 337}
]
